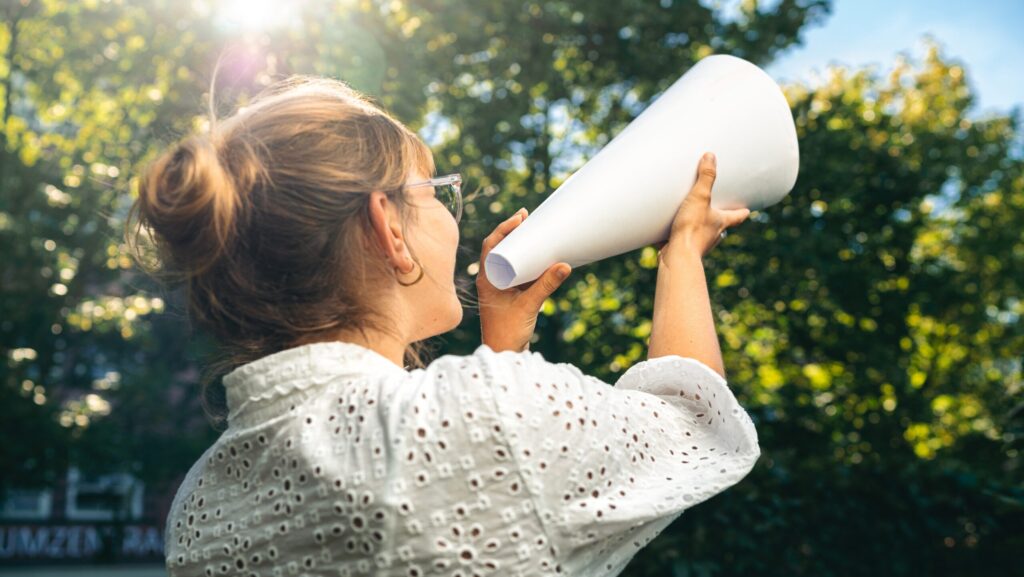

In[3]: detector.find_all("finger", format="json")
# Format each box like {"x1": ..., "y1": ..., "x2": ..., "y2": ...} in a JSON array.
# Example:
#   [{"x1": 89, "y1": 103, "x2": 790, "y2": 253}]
[
  {"x1": 480, "y1": 207, "x2": 528, "y2": 264},
  {"x1": 722, "y1": 207, "x2": 751, "y2": 229},
  {"x1": 520, "y1": 262, "x2": 570, "y2": 309},
  {"x1": 689, "y1": 152, "x2": 717, "y2": 203},
  {"x1": 484, "y1": 208, "x2": 527, "y2": 250}
]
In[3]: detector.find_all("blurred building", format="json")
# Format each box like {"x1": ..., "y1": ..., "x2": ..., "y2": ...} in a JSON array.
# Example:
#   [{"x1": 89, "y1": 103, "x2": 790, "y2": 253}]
[{"x1": 0, "y1": 467, "x2": 173, "y2": 565}]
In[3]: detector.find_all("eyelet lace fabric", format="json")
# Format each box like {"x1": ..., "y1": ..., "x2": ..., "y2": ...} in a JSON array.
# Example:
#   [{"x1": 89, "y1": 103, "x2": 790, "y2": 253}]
[{"x1": 165, "y1": 341, "x2": 760, "y2": 577}]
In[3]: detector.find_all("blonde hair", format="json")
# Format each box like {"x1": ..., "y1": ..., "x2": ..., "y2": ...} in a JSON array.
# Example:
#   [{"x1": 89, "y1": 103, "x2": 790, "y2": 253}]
[{"x1": 126, "y1": 76, "x2": 444, "y2": 426}]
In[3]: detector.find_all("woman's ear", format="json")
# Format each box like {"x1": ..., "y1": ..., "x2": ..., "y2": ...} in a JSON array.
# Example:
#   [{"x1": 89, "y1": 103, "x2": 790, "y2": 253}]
[{"x1": 367, "y1": 191, "x2": 413, "y2": 270}]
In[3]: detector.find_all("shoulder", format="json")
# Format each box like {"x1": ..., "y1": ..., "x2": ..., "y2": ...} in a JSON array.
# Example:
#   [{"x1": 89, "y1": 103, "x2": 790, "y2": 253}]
[
  {"x1": 396, "y1": 344, "x2": 517, "y2": 399},
  {"x1": 392, "y1": 343, "x2": 591, "y2": 432},
  {"x1": 390, "y1": 344, "x2": 615, "y2": 443},
  {"x1": 406, "y1": 343, "x2": 573, "y2": 390},
  {"x1": 460, "y1": 343, "x2": 595, "y2": 387},
  {"x1": 445, "y1": 345, "x2": 619, "y2": 411},
  {"x1": 380, "y1": 345, "x2": 534, "y2": 437}
]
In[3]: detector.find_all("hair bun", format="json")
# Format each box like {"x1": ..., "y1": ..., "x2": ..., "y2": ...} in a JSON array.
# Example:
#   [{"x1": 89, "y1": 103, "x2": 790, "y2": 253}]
[{"x1": 134, "y1": 135, "x2": 242, "y2": 276}]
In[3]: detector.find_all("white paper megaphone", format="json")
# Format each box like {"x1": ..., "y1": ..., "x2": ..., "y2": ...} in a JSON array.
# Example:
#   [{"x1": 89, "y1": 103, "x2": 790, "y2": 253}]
[{"x1": 483, "y1": 54, "x2": 799, "y2": 290}]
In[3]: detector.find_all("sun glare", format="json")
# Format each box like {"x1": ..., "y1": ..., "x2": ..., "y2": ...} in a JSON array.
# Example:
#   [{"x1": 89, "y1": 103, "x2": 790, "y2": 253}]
[{"x1": 214, "y1": 0, "x2": 299, "y2": 32}]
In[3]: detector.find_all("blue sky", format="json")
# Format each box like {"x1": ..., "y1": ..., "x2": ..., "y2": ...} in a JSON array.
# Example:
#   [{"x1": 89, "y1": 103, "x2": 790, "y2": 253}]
[{"x1": 759, "y1": 0, "x2": 1023, "y2": 115}]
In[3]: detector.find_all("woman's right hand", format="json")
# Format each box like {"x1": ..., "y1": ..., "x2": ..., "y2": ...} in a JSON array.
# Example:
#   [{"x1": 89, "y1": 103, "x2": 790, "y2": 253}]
[{"x1": 657, "y1": 152, "x2": 752, "y2": 259}]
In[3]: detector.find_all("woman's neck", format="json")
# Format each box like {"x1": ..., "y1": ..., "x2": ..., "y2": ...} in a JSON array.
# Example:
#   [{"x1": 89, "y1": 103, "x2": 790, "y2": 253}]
[{"x1": 326, "y1": 329, "x2": 408, "y2": 370}]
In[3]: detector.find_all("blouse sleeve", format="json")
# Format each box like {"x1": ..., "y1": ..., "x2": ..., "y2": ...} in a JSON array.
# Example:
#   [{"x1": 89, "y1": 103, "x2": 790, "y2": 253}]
[{"x1": 470, "y1": 344, "x2": 760, "y2": 571}]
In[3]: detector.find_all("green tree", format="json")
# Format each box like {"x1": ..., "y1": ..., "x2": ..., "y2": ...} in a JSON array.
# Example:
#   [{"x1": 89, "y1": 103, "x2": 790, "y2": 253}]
[{"x1": 0, "y1": 0, "x2": 223, "y2": 496}]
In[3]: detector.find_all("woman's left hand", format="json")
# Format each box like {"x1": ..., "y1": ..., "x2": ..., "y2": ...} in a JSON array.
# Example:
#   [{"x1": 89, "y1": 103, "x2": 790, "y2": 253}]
[{"x1": 477, "y1": 207, "x2": 572, "y2": 352}]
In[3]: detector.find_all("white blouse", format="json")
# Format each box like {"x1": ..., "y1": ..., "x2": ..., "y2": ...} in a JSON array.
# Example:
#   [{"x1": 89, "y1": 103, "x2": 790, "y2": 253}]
[{"x1": 164, "y1": 341, "x2": 760, "y2": 577}]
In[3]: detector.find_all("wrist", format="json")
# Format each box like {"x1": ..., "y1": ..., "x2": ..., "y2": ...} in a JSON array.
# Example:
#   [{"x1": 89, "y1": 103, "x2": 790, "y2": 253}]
[
  {"x1": 483, "y1": 342, "x2": 529, "y2": 353},
  {"x1": 481, "y1": 334, "x2": 530, "y2": 353},
  {"x1": 658, "y1": 244, "x2": 704, "y2": 268}
]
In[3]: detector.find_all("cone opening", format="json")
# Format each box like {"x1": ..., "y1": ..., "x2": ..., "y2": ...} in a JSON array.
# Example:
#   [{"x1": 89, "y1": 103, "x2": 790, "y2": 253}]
[{"x1": 484, "y1": 254, "x2": 516, "y2": 290}]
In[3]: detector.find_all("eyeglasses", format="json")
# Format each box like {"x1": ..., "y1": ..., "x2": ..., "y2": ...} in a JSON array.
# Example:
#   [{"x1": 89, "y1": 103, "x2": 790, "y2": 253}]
[{"x1": 405, "y1": 173, "x2": 463, "y2": 224}]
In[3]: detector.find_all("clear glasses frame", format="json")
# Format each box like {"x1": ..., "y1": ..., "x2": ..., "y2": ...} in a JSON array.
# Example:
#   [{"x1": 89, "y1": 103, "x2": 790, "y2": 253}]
[{"x1": 405, "y1": 173, "x2": 463, "y2": 224}]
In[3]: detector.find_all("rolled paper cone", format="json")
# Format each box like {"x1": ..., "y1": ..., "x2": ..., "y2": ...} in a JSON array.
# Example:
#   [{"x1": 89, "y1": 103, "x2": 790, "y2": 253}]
[{"x1": 484, "y1": 54, "x2": 799, "y2": 290}]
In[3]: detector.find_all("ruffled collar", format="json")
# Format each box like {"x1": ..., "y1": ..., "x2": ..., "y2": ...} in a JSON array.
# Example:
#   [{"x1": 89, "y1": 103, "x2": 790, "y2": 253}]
[{"x1": 222, "y1": 341, "x2": 407, "y2": 424}]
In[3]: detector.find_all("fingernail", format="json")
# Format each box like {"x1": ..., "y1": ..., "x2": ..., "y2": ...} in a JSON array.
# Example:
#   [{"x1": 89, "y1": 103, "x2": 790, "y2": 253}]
[
  {"x1": 557, "y1": 266, "x2": 569, "y2": 279},
  {"x1": 704, "y1": 152, "x2": 716, "y2": 166}
]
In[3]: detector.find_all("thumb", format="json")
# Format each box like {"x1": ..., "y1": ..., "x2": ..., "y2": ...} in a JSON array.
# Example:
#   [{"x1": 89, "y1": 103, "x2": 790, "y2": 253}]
[
  {"x1": 723, "y1": 207, "x2": 751, "y2": 228},
  {"x1": 523, "y1": 263, "x2": 571, "y2": 309}
]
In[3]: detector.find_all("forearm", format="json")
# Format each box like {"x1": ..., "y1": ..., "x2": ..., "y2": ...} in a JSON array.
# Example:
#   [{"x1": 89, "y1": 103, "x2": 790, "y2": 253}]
[{"x1": 647, "y1": 246, "x2": 725, "y2": 378}]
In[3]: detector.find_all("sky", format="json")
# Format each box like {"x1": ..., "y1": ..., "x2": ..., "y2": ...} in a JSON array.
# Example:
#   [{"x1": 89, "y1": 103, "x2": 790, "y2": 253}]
[{"x1": 759, "y1": 0, "x2": 1023, "y2": 115}]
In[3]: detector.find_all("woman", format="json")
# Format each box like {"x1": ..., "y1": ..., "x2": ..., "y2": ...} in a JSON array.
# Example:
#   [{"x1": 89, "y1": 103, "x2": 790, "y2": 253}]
[{"x1": 128, "y1": 76, "x2": 757, "y2": 577}]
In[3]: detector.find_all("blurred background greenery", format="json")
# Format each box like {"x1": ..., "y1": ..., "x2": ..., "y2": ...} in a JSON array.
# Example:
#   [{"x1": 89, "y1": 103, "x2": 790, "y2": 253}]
[{"x1": 0, "y1": 0, "x2": 1021, "y2": 575}]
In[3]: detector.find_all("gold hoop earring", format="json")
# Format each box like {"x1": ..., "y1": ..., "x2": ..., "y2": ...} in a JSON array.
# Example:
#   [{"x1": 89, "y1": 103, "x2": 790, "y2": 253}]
[{"x1": 394, "y1": 256, "x2": 424, "y2": 286}]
